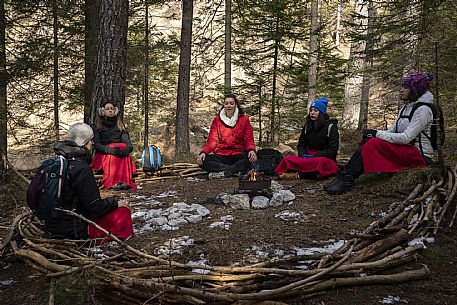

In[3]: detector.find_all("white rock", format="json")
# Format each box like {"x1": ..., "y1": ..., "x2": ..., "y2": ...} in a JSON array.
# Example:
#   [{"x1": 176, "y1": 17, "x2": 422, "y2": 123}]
[
  {"x1": 216, "y1": 193, "x2": 231, "y2": 205},
  {"x1": 191, "y1": 204, "x2": 211, "y2": 216},
  {"x1": 226, "y1": 194, "x2": 250, "y2": 210},
  {"x1": 168, "y1": 211, "x2": 183, "y2": 220},
  {"x1": 270, "y1": 180, "x2": 283, "y2": 192},
  {"x1": 221, "y1": 215, "x2": 234, "y2": 222},
  {"x1": 251, "y1": 196, "x2": 270, "y2": 209},
  {"x1": 173, "y1": 202, "x2": 192, "y2": 211},
  {"x1": 161, "y1": 224, "x2": 178, "y2": 231},
  {"x1": 269, "y1": 192, "x2": 284, "y2": 207},
  {"x1": 168, "y1": 218, "x2": 188, "y2": 227},
  {"x1": 279, "y1": 190, "x2": 295, "y2": 202},
  {"x1": 186, "y1": 214, "x2": 203, "y2": 223},
  {"x1": 150, "y1": 216, "x2": 168, "y2": 226}
]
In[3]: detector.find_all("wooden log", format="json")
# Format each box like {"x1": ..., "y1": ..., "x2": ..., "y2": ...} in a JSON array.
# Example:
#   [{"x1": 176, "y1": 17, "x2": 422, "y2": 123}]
[
  {"x1": 350, "y1": 229, "x2": 410, "y2": 263},
  {"x1": 0, "y1": 212, "x2": 31, "y2": 252},
  {"x1": 435, "y1": 166, "x2": 457, "y2": 233},
  {"x1": 297, "y1": 266, "x2": 430, "y2": 295},
  {"x1": 364, "y1": 184, "x2": 422, "y2": 234}
]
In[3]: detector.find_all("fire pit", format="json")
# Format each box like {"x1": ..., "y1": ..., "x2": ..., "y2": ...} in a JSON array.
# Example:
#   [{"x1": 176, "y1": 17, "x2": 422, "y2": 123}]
[{"x1": 238, "y1": 169, "x2": 271, "y2": 191}]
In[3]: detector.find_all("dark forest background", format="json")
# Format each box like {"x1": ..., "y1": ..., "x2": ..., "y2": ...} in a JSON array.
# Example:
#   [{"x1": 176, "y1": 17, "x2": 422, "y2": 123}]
[{"x1": 0, "y1": 0, "x2": 456, "y2": 174}]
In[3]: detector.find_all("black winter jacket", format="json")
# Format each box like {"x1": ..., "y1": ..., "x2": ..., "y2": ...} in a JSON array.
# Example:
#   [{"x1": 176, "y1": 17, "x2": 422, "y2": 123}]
[
  {"x1": 93, "y1": 117, "x2": 133, "y2": 154},
  {"x1": 45, "y1": 141, "x2": 118, "y2": 238},
  {"x1": 297, "y1": 118, "x2": 339, "y2": 160}
]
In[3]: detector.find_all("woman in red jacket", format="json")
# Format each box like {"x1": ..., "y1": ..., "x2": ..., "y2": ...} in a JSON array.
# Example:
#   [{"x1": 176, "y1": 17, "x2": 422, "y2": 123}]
[{"x1": 197, "y1": 93, "x2": 257, "y2": 179}]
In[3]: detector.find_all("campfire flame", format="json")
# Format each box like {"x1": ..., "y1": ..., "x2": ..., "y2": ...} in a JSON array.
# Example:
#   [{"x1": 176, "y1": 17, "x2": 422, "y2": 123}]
[{"x1": 247, "y1": 169, "x2": 258, "y2": 181}]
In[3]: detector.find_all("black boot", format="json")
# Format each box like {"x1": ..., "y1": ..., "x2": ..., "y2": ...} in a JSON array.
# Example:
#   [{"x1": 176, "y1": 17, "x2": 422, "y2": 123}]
[{"x1": 323, "y1": 171, "x2": 354, "y2": 195}]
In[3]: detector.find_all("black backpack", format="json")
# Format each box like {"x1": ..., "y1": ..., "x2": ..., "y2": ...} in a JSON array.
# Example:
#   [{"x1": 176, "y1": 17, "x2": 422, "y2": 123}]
[
  {"x1": 398, "y1": 102, "x2": 445, "y2": 150},
  {"x1": 26, "y1": 156, "x2": 68, "y2": 221},
  {"x1": 255, "y1": 148, "x2": 283, "y2": 175}
]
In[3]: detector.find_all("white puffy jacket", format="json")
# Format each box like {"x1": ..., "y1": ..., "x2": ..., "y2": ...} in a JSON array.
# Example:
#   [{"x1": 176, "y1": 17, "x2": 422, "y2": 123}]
[{"x1": 376, "y1": 91, "x2": 434, "y2": 159}]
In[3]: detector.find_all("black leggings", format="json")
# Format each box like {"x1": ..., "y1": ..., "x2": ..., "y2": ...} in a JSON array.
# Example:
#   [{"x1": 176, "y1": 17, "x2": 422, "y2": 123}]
[{"x1": 200, "y1": 153, "x2": 252, "y2": 176}]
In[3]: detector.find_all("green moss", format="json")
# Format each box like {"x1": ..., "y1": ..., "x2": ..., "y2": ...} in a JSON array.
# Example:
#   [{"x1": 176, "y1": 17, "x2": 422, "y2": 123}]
[
  {"x1": 420, "y1": 249, "x2": 441, "y2": 262},
  {"x1": 54, "y1": 273, "x2": 100, "y2": 305}
]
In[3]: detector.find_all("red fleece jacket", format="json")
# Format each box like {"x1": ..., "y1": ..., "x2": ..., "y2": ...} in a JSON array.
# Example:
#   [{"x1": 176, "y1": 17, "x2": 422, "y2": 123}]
[{"x1": 201, "y1": 114, "x2": 256, "y2": 156}]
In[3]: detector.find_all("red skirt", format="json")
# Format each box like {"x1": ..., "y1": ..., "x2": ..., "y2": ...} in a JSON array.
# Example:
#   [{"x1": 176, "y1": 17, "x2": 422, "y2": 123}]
[
  {"x1": 91, "y1": 143, "x2": 137, "y2": 189},
  {"x1": 361, "y1": 138, "x2": 426, "y2": 173},
  {"x1": 88, "y1": 207, "x2": 134, "y2": 243},
  {"x1": 275, "y1": 155, "x2": 338, "y2": 178}
]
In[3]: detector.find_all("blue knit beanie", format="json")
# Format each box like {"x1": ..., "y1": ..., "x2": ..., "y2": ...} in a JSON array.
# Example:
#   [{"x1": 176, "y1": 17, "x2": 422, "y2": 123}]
[{"x1": 310, "y1": 97, "x2": 328, "y2": 114}]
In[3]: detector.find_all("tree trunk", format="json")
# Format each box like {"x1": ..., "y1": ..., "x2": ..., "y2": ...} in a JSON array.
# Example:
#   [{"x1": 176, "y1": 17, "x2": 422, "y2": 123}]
[
  {"x1": 84, "y1": 0, "x2": 100, "y2": 124},
  {"x1": 175, "y1": 0, "x2": 193, "y2": 156},
  {"x1": 52, "y1": 0, "x2": 59, "y2": 140},
  {"x1": 91, "y1": 0, "x2": 128, "y2": 123},
  {"x1": 269, "y1": 15, "x2": 280, "y2": 145},
  {"x1": 357, "y1": 0, "x2": 375, "y2": 131},
  {"x1": 307, "y1": 0, "x2": 319, "y2": 107},
  {"x1": 143, "y1": 0, "x2": 149, "y2": 149},
  {"x1": 335, "y1": 0, "x2": 341, "y2": 48},
  {"x1": 224, "y1": 0, "x2": 231, "y2": 92},
  {"x1": 342, "y1": 0, "x2": 367, "y2": 129},
  {"x1": 0, "y1": 0, "x2": 7, "y2": 176}
]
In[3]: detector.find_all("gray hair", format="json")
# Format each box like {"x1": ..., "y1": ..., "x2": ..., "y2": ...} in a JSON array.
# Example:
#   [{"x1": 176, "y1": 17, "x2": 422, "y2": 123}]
[{"x1": 67, "y1": 123, "x2": 94, "y2": 146}]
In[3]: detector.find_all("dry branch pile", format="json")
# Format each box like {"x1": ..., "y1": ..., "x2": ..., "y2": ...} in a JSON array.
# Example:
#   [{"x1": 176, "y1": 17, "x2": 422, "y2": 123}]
[
  {"x1": 135, "y1": 163, "x2": 208, "y2": 182},
  {"x1": 1, "y1": 166, "x2": 457, "y2": 304}
]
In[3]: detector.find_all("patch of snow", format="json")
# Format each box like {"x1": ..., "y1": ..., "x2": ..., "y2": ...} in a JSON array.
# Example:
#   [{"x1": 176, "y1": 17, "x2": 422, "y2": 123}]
[
  {"x1": 275, "y1": 210, "x2": 302, "y2": 221},
  {"x1": 187, "y1": 257, "x2": 211, "y2": 274},
  {"x1": 409, "y1": 213, "x2": 419, "y2": 224},
  {"x1": 209, "y1": 214, "x2": 234, "y2": 230},
  {"x1": 408, "y1": 237, "x2": 434, "y2": 248},
  {"x1": 155, "y1": 236, "x2": 194, "y2": 255},
  {"x1": 379, "y1": 295, "x2": 409, "y2": 304},
  {"x1": 294, "y1": 240, "x2": 346, "y2": 256},
  {"x1": 157, "y1": 190, "x2": 178, "y2": 198},
  {"x1": 0, "y1": 279, "x2": 17, "y2": 286}
]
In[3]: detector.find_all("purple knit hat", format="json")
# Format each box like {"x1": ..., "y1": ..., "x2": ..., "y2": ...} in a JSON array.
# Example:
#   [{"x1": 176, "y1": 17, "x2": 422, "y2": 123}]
[{"x1": 401, "y1": 73, "x2": 433, "y2": 97}]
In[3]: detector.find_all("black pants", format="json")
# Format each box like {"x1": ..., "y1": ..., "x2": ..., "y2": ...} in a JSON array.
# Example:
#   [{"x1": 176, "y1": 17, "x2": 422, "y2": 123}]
[
  {"x1": 200, "y1": 153, "x2": 251, "y2": 176},
  {"x1": 344, "y1": 146, "x2": 364, "y2": 178}
]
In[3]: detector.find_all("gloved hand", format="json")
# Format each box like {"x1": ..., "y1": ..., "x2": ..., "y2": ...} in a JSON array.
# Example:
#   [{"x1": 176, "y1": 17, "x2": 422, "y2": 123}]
[
  {"x1": 301, "y1": 154, "x2": 313, "y2": 158},
  {"x1": 362, "y1": 129, "x2": 377, "y2": 143},
  {"x1": 118, "y1": 147, "x2": 130, "y2": 158},
  {"x1": 105, "y1": 146, "x2": 121, "y2": 157}
]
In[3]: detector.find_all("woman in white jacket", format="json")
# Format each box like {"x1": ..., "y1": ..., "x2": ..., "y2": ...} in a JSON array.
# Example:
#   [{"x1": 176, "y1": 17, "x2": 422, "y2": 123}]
[{"x1": 324, "y1": 73, "x2": 434, "y2": 195}]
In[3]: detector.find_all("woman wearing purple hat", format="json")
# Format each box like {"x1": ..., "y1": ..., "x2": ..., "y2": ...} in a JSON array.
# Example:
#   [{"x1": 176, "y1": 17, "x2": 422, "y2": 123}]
[
  {"x1": 275, "y1": 97, "x2": 340, "y2": 179},
  {"x1": 324, "y1": 73, "x2": 435, "y2": 195}
]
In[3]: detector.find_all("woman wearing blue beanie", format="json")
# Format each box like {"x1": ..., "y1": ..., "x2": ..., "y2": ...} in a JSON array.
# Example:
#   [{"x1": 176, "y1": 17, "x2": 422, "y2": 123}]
[{"x1": 275, "y1": 97, "x2": 339, "y2": 179}]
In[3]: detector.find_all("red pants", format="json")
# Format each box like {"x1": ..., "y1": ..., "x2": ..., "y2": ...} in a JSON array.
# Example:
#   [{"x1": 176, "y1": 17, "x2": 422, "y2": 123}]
[
  {"x1": 91, "y1": 143, "x2": 137, "y2": 189},
  {"x1": 88, "y1": 207, "x2": 134, "y2": 243},
  {"x1": 275, "y1": 155, "x2": 338, "y2": 177},
  {"x1": 361, "y1": 138, "x2": 426, "y2": 173}
]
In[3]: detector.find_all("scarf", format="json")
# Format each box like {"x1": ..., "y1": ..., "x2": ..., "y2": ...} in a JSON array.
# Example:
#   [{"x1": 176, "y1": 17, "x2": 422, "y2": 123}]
[{"x1": 219, "y1": 107, "x2": 239, "y2": 127}]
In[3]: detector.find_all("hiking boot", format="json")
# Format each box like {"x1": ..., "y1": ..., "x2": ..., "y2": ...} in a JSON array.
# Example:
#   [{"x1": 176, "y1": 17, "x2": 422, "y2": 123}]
[
  {"x1": 208, "y1": 171, "x2": 225, "y2": 180},
  {"x1": 111, "y1": 183, "x2": 132, "y2": 191},
  {"x1": 323, "y1": 171, "x2": 354, "y2": 195}
]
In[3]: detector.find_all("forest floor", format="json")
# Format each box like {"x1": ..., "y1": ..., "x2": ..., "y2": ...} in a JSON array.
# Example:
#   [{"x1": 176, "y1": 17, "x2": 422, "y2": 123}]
[{"x1": 1, "y1": 131, "x2": 457, "y2": 305}]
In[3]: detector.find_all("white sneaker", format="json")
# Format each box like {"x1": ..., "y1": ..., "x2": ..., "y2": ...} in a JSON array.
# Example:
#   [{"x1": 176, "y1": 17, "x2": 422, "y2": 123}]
[{"x1": 208, "y1": 171, "x2": 225, "y2": 180}]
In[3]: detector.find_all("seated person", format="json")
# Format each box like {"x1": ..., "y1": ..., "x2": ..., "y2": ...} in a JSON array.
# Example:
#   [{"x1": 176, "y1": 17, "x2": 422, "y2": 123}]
[
  {"x1": 324, "y1": 73, "x2": 435, "y2": 195},
  {"x1": 275, "y1": 97, "x2": 339, "y2": 179},
  {"x1": 48, "y1": 123, "x2": 133, "y2": 242},
  {"x1": 91, "y1": 101, "x2": 137, "y2": 190},
  {"x1": 197, "y1": 93, "x2": 257, "y2": 179}
]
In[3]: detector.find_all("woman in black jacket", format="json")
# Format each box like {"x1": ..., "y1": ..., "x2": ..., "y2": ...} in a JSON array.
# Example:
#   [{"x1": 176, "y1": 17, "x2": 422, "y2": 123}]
[
  {"x1": 91, "y1": 101, "x2": 137, "y2": 190},
  {"x1": 275, "y1": 97, "x2": 339, "y2": 179},
  {"x1": 46, "y1": 123, "x2": 133, "y2": 241}
]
